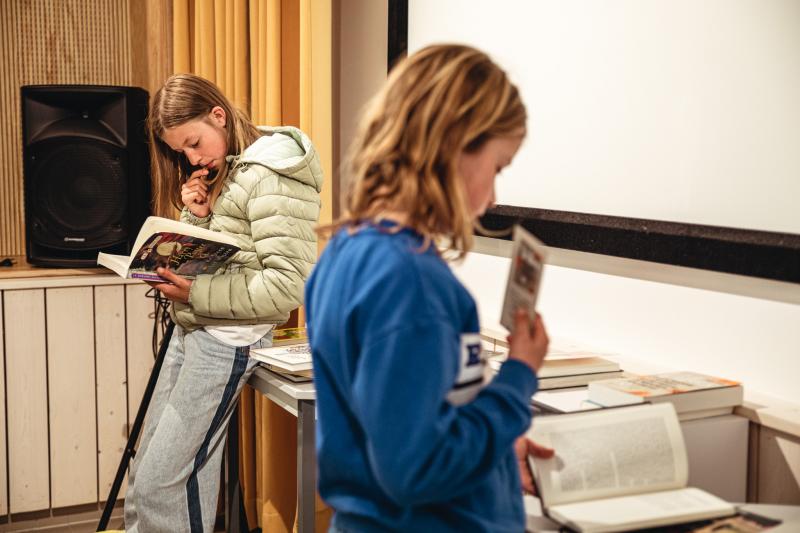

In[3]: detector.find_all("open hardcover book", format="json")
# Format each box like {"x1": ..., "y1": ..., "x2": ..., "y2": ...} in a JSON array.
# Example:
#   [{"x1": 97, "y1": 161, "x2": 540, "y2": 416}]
[
  {"x1": 527, "y1": 403, "x2": 735, "y2": 532},
  {"x1": 97, "y1": 216, "x2": 240, "y2": 282},
  {"x1": 500, "y1": 225, "x2": 548, "y2": 332}
]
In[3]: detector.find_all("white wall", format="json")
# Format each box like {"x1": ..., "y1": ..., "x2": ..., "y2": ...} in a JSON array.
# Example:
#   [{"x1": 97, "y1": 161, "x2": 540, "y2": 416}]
[
  {"x1": 453, "y1": 253, "x2": 800, "y2": 404},
  {"x1": 410, "y1": 1, "x2": 800, "y2": 404},
  {"x1": 410, "y1": 0, "x2": 800, "y2": 234},
  {"x1": 337, "y1": 0, "x2": 388, "y2": 215}
]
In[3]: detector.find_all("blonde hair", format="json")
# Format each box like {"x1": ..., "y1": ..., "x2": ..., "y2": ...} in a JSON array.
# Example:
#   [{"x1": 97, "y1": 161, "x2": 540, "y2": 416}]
[
  {"x1": 147, "y1": 74, "x2": 263, "y2": 217},
  {"x1": 333, "y1": 44, "x2": 526, "y2": 257}
]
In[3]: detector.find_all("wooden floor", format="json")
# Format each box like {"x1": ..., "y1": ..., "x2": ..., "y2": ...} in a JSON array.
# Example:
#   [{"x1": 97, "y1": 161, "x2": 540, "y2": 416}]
[
  {"x1": 0, "y1": 509, "x2": 123, "y2": 532},
  {"x1": 2, "y1": 512, "x2": 226, "y2": 532}
]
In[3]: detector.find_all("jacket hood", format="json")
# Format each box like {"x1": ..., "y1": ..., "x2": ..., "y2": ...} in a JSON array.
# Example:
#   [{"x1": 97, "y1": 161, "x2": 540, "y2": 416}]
[{"x1": 230, "y1": 126, "x2": 323, "y2": 192}]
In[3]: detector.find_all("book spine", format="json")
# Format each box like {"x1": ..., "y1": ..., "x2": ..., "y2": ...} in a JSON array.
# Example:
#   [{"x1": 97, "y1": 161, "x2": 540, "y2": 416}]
[{"x1": 130, "y1": 272, "x2": 165, "y2": 282}]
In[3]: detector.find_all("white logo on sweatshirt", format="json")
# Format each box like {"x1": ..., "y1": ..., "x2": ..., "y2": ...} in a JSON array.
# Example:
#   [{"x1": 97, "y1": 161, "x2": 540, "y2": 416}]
[{"x1": 446, "y1": 332, "x2": 487, "y2": 406}]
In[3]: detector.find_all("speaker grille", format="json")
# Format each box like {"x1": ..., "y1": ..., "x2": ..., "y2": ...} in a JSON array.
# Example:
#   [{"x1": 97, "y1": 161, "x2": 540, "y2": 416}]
[{"x1": 29, "y1": 139, "x2": 128, "y2": 249}]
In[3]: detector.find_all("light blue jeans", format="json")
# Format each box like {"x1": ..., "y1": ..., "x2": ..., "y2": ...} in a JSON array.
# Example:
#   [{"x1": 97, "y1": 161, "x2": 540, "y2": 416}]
[{"x1": 124, "y1": 325, "x2": 271, "y2": 533}]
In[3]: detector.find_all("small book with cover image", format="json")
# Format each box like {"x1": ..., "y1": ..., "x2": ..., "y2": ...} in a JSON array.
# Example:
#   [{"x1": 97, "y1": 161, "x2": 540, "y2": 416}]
[
  {"x1": 500, "y1": 225, "x2": 548, "y2": 333},
  {"x1": 528, "y1": 403, "x2": 736, "y2": 532},
  {"x1": 271, "y1": 326, "x2": 308, "y2": 347},
  {"x1": 587, "y1": 372, "x2": 743, "y2": 415},
  {"x1": 97, "y1": 216, "x2": 240, "y2": 282}
]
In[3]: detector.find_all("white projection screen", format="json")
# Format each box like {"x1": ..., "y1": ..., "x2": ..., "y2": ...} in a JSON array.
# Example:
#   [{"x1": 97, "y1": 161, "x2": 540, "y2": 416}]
[{"x1": 409, "y1": 0, "x2": 800, "y2": 235}]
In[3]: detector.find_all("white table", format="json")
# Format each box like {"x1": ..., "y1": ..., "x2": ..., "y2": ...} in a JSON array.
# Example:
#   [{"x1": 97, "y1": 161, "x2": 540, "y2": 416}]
[{"x1": 247, "y1": 366, "x2": 317, "y2": 533}]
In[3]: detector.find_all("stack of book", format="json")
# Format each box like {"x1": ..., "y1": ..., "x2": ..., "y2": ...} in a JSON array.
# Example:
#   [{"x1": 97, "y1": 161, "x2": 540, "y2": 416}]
[
  {"x1": 251, "y1": 327, "x2": 313, "y2": 382},
  {"x1": 531, "y1": 387, "x2": 604, "y2": 414},
  {"x1": 482, "y1": 330, "x2": 624, "y2": 390},
  {"x1": 587, "y1": 371, "x2": 743, "y2": 421}
]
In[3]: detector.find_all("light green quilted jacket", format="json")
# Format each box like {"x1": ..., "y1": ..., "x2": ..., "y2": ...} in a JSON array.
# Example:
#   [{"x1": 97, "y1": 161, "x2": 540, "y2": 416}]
[{"x1": 171, "y1": 126, "x2": 323, "y2": 331}]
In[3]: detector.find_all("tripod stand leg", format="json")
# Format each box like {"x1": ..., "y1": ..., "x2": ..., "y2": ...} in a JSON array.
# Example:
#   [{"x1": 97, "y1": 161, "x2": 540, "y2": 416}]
[{"x1": 97, "y1": 321, "x2": 176, "y2": 532}]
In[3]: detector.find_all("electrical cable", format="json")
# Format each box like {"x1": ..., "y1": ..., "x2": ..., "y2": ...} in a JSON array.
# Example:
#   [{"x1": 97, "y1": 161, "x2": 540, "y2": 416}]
[{"x1": 145, "y1": 287, "x2": 173, "y2": 359}]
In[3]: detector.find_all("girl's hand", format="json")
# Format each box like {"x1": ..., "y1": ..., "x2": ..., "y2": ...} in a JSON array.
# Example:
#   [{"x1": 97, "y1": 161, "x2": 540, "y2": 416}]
[
  {"x1": 507, "y1": 309, "x2": 549, "y2": 373},
  {"x1": 515, "y1": 436, "x2": 554, "y2": 494},
  {"x1": 181, "y1": 168, "x2": 211, "y2": 218},
  {"x1": 146, "y1": 267, "x2": 192, "y2": 304}
]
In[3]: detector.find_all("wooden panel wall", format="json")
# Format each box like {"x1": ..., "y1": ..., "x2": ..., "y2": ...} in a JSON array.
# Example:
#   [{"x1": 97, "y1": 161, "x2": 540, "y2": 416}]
[
  {"x1": 47, "y1": 287, "x2": 98, "y2": 507},
  {"x1": 0, "y1": 279, "x2": 157, "y2": 516},
  {"x1": 126, "y1": 284, "x2": 157, "y2": 434},
  {"x1": 4, "y1": 289, "x2": 49, "y2": 513},
  {"x1": 0, "y1": 0, "x2": 173, "y2": 257},
  {"x1": 0, "y1": 294, "x2": 6, "y2": 516},
  {"x1": 95, "y1": 285, "x2": 130, "y2": 500}
]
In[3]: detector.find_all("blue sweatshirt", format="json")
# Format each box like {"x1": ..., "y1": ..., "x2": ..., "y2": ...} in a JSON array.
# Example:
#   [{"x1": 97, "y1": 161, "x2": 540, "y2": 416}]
[{"x1": 305, "y1": 222, "x2": 539, "y2": 532}]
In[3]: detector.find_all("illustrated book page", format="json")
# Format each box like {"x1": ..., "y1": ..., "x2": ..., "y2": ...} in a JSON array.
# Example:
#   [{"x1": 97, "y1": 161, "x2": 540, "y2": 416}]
[{"x1": 97, "y1": 216, "x2": 240, "y2": 282}]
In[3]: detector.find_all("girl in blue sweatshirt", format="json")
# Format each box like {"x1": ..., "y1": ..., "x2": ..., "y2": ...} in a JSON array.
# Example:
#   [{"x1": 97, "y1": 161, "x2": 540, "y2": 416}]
[{"x1": 305, "y1": 44, "x2": 551, "y2": 532}]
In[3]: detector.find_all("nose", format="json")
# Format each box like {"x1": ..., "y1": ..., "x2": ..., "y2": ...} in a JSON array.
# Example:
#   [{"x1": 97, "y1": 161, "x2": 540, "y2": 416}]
[{"x1": 186, "y1": 149, "x2": 201, "y2": 166}]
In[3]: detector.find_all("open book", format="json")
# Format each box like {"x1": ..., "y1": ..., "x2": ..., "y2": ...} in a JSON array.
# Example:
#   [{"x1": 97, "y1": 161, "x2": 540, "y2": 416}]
[
  {"x1": 528, "y1": 403, "x2": 735, "y2": 532},
  {"x1": 500, "y1": 225, "x2": 548, "y2": 332},
  {"x1": 97, "y1": 216, "x2": 240, "y2": 282}
]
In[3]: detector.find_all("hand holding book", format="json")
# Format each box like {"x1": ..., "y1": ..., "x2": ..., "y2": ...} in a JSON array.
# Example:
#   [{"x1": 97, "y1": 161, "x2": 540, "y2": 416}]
[
  {"x1": 500, "y1": 225, "x2": 551, "y2": 374},
  {"x1": 507, "y1": 309, "x2": 549, "y2": 373},
  {"x1": 515, "y1": 435, "x2": 554, "y2": 494},
  {"x1": 146, "y1": 267, "x2": 192, "y2": 304}
]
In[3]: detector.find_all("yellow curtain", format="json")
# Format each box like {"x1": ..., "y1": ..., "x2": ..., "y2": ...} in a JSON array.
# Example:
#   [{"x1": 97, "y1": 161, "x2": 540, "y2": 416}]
[{"x1": 172, "y1": 2, "x2": 333, "y2": 531}]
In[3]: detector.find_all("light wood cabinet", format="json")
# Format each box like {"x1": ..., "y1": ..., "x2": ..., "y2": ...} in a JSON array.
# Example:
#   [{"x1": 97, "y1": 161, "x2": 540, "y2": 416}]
[
  {"x1": 750, "y1": 424, "x2": 800, "y2": 504},
  {"x1": 0, "y1": 275, "x2": 156, "y2": 517}
]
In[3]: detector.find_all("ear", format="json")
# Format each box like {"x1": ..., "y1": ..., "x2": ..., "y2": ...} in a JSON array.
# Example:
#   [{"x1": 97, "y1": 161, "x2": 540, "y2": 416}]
[{"x1": 209, "y1": 106, "x2": 227, "y2": 128}]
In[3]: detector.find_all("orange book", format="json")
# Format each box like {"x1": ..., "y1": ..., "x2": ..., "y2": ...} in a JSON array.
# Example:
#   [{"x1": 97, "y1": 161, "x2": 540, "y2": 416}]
[{"x1": 588, "y1": 371, "x2": 742, "y2": 416}]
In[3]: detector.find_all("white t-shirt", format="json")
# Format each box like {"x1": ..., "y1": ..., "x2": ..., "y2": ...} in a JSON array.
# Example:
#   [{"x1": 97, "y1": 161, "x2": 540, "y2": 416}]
[{"x1": 206, "y1": 324, "x2": 274, "y2": 347}]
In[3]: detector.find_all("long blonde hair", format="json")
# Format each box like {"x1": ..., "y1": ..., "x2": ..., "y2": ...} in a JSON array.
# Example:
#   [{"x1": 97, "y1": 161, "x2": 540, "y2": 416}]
[
  {"x1": 147, "y1": 74, "x2": 263, "y2": 217},
  {"x1": 334, "y1": 44, "x2": 526, "y2": 256}
]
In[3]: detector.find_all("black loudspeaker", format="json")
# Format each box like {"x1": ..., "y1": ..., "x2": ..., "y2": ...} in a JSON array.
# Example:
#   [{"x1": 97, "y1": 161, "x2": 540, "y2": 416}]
[{"x1": 21, "y1": 85, "x2": 151, "y2": 267}]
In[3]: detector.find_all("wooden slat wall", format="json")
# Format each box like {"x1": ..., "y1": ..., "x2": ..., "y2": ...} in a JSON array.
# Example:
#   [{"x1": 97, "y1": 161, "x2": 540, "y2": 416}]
[
  {"x1": 0, "y1": 0, "x2": 173, "y2": 258},
  {"x1": 0, "y1": 1, "x2": 24, "y2": 256},
  {"x1": 0, "y1": 0, "x2": 131, "y2": 257}
]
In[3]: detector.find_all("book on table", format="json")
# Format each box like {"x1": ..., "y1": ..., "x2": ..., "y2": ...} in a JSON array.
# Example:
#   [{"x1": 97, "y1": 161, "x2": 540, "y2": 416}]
[
  {"x1": 250, "y1": 343, "x2": 312, "y2": 373},
  {"x1": 97, "y1": 216, "x2": 240, "y2": 282},
  {"x1": 257, "y1": 362, "x2": 312, "y2": 382},
  {"x1": 528, "y1": 403, "x2": 736, "y2": 532},
  {"x1": 489, "y1": 354, "x2": 620, "y2": 377},
  {"x1": 532, "y1": 387, "x2": 604, "y2": 414},
  {"x1": 271, "y1": 326, "x2": 308, "y2": 347},
  {"x1": 490, "y1": 356, "x2": 624, "y2": 390},
  {"x1": 485, "y1": 334, "x2": 623, "y2": 390},
  {"x1": 535, "y1": 371, "x2": 626, "y2": 391},
  {"x1": 587, "y1": 371, "x2": 743, "y2": 417}
]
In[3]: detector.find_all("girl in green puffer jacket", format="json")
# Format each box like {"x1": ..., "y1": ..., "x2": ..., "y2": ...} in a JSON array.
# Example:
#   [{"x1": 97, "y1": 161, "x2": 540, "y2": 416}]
[{"x1": 123, "y1": 73, "x2": 323, "y2": 533}]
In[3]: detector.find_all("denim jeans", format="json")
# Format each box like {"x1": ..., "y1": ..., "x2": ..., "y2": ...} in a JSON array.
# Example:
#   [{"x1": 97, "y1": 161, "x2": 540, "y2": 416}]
[{"x1": 124, "y1": 325, "x2": 272, "y2": 533}]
